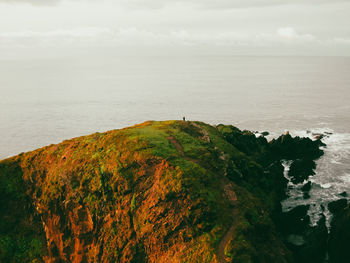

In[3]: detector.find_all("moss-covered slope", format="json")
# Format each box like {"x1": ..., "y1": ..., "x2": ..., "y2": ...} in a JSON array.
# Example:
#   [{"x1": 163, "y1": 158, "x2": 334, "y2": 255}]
[{"x1": 1, "y1": 120, "x2": 322, "y2": 263}]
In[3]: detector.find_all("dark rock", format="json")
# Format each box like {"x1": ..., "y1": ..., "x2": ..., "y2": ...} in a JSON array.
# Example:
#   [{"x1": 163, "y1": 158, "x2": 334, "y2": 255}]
[
  {"x1": 312, "y1": 133, "x2": 324, "y2": 140},
  {"x1": 328, "y1": 199, "x2": 348, "y2": 215},
  {"x1": 288, "y1": 159, "x2": 316, "y2": 184},
  {"x1": 261, "y1": 131, "x2": 270, "y2": 136},
  {"x1": 278, "y1": 205, "x2": 310, "y2": 235},
  {"x1": 303, "y1": 192, "x2": 311, "y2": 199},
  {"x1": 287, "y1": 234, "x2": 305, "y2": 246},
  {"x1": 284, "y1": 214, "x2": 328, "y2": 263},
  {"x1": 296, "y1": 215, "x2": 328, "y2": 263},
  {"x1": 339, "y1": 191, "x2": 347, "y2": 197},
  {"x1": 301, "y1": 181, "x2": 312, "y2": 192},
  {"x1": 270, "y1": 133, "x2": 324, "y2": 161},
  {"x1": 286, "y1": 214, "x2": 328, "y2": 263},
  {"x1": 316, "y1": 138, "x2": 327, "y2": 147},
  {"x1": 216, "y1": 124, "x2": 270, "y2": 164},
  {"x1": 265, "y1": 160, "x2": 289, "y2": 201}
]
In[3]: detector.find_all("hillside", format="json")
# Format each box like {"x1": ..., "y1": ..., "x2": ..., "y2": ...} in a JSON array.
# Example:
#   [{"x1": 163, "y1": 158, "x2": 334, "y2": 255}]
[{"x1": 0, "y1": 120, "x2": 325, "y2": 263}]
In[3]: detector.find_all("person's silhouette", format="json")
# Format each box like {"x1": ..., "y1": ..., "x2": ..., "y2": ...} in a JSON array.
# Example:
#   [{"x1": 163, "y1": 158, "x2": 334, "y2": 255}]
[{"x1": 183, "y1": 117, "x2": 186, "y2": 121}]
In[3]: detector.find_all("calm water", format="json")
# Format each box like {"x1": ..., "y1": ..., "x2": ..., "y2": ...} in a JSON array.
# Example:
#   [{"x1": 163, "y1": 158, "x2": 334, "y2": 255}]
[{"x1": 1, "y1": 55, "x2": 350, "y2": 221}]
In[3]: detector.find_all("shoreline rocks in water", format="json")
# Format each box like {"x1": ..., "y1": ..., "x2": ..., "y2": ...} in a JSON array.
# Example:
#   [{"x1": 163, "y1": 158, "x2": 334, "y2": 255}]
[{"x1": 0, "y1": 120, "x2": 335, "y2": 263}]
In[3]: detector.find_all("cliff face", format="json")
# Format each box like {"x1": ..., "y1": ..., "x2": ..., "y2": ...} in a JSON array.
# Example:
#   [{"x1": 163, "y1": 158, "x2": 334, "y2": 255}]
[{"x1": 0, "y1": 121, "x2": 323, "y2": 263}]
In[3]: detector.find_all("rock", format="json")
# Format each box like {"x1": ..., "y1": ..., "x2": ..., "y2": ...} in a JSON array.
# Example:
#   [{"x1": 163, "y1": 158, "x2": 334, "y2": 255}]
[
  {"x1": 287, "y1": 234, "x2": 305, "y2": 246},
  {"x1": 301, "y1": 181, "x2": 312, "y2": 192},
  {"x1": 288, "y1": 159, "x2": 316, "y2": 184},
  {"x1": 270, "y1": 133, "x2": 324, "y2": 161},
  {"x1": 296, "y1": 215, "x2": 328, "y2": 263},
  {"x1": 278, "y1": 205, "x2": 311, "y2": 235},
  {"x1": 315, "y1": 138, "x2": 327, "y2": 147},
  {"x1": 216, "y1": 124, "x2": 270, "y2": 164},
  {"x1": 312, "y1": 133, "x2": 324, "y2": 140},
  {"x1": 283, "y1": 213, "x2": 328, "y2": 263},
  {"x1": 261, "y1": 131, "x2": 270, "y2": 136},
  {"x1": 301, "y1": 182, "x2": 312, "y2": 199},
  {"x1": 328, "y1": 199, "x2": 348, "y2": 215},
  {"x1": 339, "y1": 191, "x2": 347, "y2": 197},
  {"x1": 303, "y1": 192, "x2": 311, "y2": 199}
]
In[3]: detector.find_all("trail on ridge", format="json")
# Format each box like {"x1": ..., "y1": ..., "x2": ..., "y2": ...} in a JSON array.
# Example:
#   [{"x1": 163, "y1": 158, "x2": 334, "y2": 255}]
[
  {"x1": 167, "y1": 134, "x2": 239, "y2": 263},
  {"x1": 217, "y1": 178, "x2": 240, "y2": 263}
]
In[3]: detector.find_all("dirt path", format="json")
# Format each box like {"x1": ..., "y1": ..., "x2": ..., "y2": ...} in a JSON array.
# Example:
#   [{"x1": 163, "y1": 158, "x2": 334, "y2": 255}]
[
  {"x1": 191, "y1": 122, "x2": 211, "y2": 143},
  {"x1": 167, "y1": 135, "x2": 239, "y2": 263},
  {"x1": 167, "y1": 136, "x2": 185, "y2": 156},
  {"x1": 167, "y1": 136, "x2": 197, "y2": 163},
  {"x1": 217, "y1": 178, "x2": 240, "y2": 263}
]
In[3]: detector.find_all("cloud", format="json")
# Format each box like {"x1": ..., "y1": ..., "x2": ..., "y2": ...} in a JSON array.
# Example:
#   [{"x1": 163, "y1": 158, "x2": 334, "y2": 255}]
[
  {"x1": 0, "y1": 0, "x2": 60, "y2": 6},
  {"x1": 0, "y1": 27, "x2": 113, "y2": 47},
  {"x1": 331, "y1": 38, "x2": 350, "y2": 45},
  {"x1": 0, "y1": 27, "x2": 112, "y2": 38},
  {"x1": 0, "y1": 0, "x2": 348, "y2": 8},
  {"x1": 0, "y1": 26, "x2": 329, "y2": 48},
  {"x1": 278, "y1": 27, "x2": 299, "y2": 38},
  {"x1": 116, "y1": 0, "x2": 350, "y2": 10},
  {"x1": 1, "y1": 26, "x2": 349, "y2": 58},
  {"x1": 277, "y1": 27, "x2": 315, "y2": 41}
]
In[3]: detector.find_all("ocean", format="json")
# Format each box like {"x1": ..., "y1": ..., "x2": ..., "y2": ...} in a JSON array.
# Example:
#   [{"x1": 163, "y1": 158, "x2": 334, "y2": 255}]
[{"x1": 1, "y1": 55, "x2": 350, "y2": 223}]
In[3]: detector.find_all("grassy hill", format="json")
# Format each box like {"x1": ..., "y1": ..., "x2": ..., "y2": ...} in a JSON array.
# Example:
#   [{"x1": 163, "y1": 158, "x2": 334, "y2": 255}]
[{"x1": 1, "y1": 120, "x2": 324, "y2": 263}]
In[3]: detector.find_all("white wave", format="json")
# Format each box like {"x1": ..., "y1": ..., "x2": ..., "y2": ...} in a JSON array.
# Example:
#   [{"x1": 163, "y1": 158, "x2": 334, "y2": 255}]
[
  {"x1": 290, "y1": 127, "x2": 334, "y2": 140},
  {"x1": 281, "y1": 128, "x2": 350, "y2": 227},
  {"x1": 340, "y1": 174, "x2": 350, "y2": 184},
  {"x1": 320, "y1": 183, "x2": 332, "y2": 189},
  {"x1": 331, "y1": 159, "x2": 342, "y2": 164}
]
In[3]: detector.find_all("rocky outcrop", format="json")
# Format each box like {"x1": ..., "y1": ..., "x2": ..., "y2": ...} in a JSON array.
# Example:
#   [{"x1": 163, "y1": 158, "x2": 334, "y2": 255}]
[
  {"x1": 328, "y1": 199, "x2": 348, "y2": 215},
  {"x1": 269, "y1": 133, "x2": 324, "y2": 161},
  {"x1": 288, "y1": 159, "x2": 316, "y2": 184}
]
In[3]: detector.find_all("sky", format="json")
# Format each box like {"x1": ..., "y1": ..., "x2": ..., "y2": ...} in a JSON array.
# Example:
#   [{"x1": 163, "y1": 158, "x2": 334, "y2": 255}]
[{"x1": 0, "y1": 0, "x2": 350, "y2": 56}]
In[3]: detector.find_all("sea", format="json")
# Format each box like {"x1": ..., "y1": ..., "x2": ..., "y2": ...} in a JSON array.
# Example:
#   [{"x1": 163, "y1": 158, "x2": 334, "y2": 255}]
[{"x1": 1, "y1": 55, "x2": 349, "y2": 224}]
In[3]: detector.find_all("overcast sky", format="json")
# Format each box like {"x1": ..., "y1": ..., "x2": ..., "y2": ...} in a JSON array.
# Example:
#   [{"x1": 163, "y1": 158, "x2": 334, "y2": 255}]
[{"x1": 0, "y1": 0, "x2": 349, "y2": 56}]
